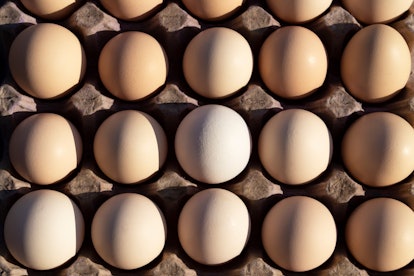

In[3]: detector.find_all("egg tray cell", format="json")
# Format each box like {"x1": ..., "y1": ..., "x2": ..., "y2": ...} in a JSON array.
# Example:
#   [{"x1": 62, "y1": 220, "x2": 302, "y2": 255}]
[{"x1": 1, "y1": 0, "x2": 414, "y2": 275}]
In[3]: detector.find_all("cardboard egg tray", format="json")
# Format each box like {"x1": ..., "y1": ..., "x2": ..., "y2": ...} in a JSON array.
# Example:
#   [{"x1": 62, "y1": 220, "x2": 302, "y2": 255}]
[{"x1": 1, "y1": 0, "x2": 414, "y2": 275}]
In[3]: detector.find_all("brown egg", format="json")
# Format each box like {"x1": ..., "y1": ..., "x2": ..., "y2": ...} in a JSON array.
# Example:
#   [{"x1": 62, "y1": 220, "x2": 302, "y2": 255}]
[
  {"x1": 9, "y1": 113, "x2": 83, "y2": 185},
  {"x1": 341, "y1": 24, "x2": 411, "y2": 103},
  {"x1": 259, "y1": 26, "x2": 328, "y2": 99},
  {"x1": 182, "y1": 0, "x2": 243, "y2": 21},
  {"x1": 178, "y1": 188, "x2": 250, "y2": 265},
  {"x1": 8, "y1": 23, "x2": 86, "y2": 99},
  {"x1": 99, "y1": 0, "x2": 163, "y2": 21},
  {"x1": 342, "y1": 0, "x2": 413, "y2": 24},
  {"x1": 4, "y1": 190, "x2": 85, "y2": 270},
  {"x1": 20, "y1": 0, "x2": 82, "y2": 20},
  {"x1": 346, "y1": 198, "x2": 414, "y2": 272},
  {"x1": 342, "y1": 112, "x2": 414, "y2": 187},
  {"x1": 266, "y1": 0, "x2": 333, "y2": 23},
  {"x1": 262, "y1": 196, "x2": 337, "y2": 272},
  {"x1": 98, "y1": 31, "x2": 168, "y2": 101},
  {"x1": 93, "y1": 110, "x2": 168, "y2": 184}
]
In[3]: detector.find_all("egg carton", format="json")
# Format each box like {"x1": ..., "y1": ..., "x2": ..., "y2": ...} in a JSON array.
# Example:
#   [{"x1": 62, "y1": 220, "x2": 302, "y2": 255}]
[{"x1": 1, "y1": 0, "x2": 414, "y2": 275}]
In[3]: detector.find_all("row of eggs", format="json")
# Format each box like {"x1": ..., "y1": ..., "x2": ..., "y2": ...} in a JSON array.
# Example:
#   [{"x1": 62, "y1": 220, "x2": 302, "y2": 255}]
[
  {"x1": 9, "y1": 106, "x2": 414, "y2": 187},
  {"x1": 8, "y1": 21, "x2": 412, "y2": 103},
  {"x1": 17, "y1": 0, "x2": 413, "y2": 24},
  {"x1": 5, "y1": 188, "x2": 414, "y2": 272}
]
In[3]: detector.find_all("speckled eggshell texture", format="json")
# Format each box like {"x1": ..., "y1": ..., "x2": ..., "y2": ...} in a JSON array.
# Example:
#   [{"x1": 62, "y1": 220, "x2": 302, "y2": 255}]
[
  {"x1": 4, "y1": 190, "x2": 85, "y2": 270},
  {"x1": 341, "y1": 24, "x2": 411, "y2": 103},
  {"x1": 178, "y1": 188, "x2": 250, "y2": 265},
  {"x1": 9, "y1": 113, "x2": 83, "y2": 185},
  {"x1": 266, "y1": 0, "x2": 333, "y2": 23},
  {"x1": 183, "y1": 27, "x2": 253, "y2": 99},
  {"x1": 262, "y1": 196, "x2": 337, "y2": 272},
  {"x1": 20, "y1": 0, "x2": 83, "y2": 20},
  {"x1": 93, "y1": 110, "x2": 168, "y2": 184},
  {"x1": 259, "y1": 26, "x2": 328, "y2": 99},
  {"x1": 346, "y1": 198, "x2": 414, "y2": 272},
  {"x1": 181, "y1": 0, "x2": 244, "y2": 21},
  {"x1": 8, "y1": 23, "x2": 86, "y2": 99},
  {"x1": 258, "y1": 109, "x2": 333, "y2": 185},
  {"x1": 91, "y1": 193, "x2": 166, "y2": 270},
  {"x1": 99, "y1": 0, "x2": 163, "y2": 21},
  {"x1": 175, "y1": 104, "x2": 252, "y2": 184},
  {"x1": 342, "y1": 112, "x2": 414, "y2": 187},
  {"x1": 98, "y1": 31, "x2": 168, "y2": 101}
]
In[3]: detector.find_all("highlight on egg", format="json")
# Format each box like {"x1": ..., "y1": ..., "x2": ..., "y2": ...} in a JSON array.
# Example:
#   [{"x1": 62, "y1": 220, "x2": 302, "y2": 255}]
[
  {"x1": 266, "y1": 0, "x2": 333, "y2": 23},
  {"x1": 20, "y1": 0, "x2": 83, "y2": 20}
]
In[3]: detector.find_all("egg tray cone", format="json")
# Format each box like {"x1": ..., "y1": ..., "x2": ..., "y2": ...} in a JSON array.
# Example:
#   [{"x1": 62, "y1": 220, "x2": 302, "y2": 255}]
[{"x1": 1, "y1": 0, "x2": 414, "y2": 275}]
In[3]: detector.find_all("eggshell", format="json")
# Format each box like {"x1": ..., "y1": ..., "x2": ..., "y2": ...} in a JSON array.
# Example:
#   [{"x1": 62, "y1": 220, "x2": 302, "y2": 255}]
[
  {"x1": 20, "y1": 0, "x2": 82, "y2": 20},
  {"x1": 178, "y1": 188, "x2": 250, "y2": 265},
  {"x1": 342, "y1": 0, "x2": 413, "y2": 24},
  {"x1": 8, "y1": 23, "x2": 86, "y2": 99},
  {"x1": 342, "y1": 112, "x2": 414, "y2": 187},
  {"x1": 98, "y1": 31, "x2": 168, "y2": 101},
  {"x1": 183, "y1": 27, "x2": 253, "y2": 99},
  {"x1": 91, "y1": 193, "x2": 166, "y2": 270},
  {"x1": 181, "y1": 0, "x2": 243, "y2": 21},
  {"x1": 93, "y1": 110, "x2": 168, "y2": 184},
  {"x1": 346, "y1": 198, "x2": 414, "y2": 272},
  {"x1": 99, "y1": 0, "x2": 163, "y2": 21},
  {"x1": 258, "y1": 109, "x2": 333, "y2": 185},
  {"x1": 262, "y1": 196, "x2": 337, "y2": 272},
  {"x1": 174, "y1": 105, "x2": 251, "y2": 184},
  {"x1": 9, "y1": 113, "x2": 83, "y2": 185},
  {"x1": 266, "y1": 0, "x2": 332, "y2": 23},
  {"x1": 341, "y1": 24, "x2": 411, "y2": 103},
  {"x1": 4, "y1": 190, "x2": 85, "y2": 270},
  {"x1": 259, "y1": 26, "x2": 328, "y2": 99}
]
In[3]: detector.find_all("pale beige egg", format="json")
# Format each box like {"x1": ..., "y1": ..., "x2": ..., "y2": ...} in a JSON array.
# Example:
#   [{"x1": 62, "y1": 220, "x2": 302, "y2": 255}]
[
  {"x1": 182, "y1": 0, "x2": 243, "y2": 21},
  {"x1": 178, "y1": 188, "x2": 250, "y2": 265},
  {"x1": 266, "y1": 0, "x2": 333, "y2": 23},
  {"x1": 9, "y1": 23, "x2": 86, "y2": 99},
  {"x1": 346, "y1": 198, "x2": 414, "y2": 272},
  {"x1": 4, "y1": 190, "x2": 85, "y2": 270},
  {"x1": 342, "y1": 0, "x2": 413, "y2": 24},
  {"x1": 175, "y1": 105, "x2": 252, "y2": 184},
  {"x1": 9, "y1": 113, "x2": 83, "y2": 185},
  {"x1": 259, "y1": 26, "x2": 328, "y2": 99},
  {"x1": 262, "y1": 196, "x2": 337, "y2": 272},
  {"x1": 98, "y1": 31, "x2": 168, "y2": 101},
  {"x1": 341, "y1": 24, "x2": 411, "y2": 103},
  {"x1": 258, "y1": 109, "x2": 333, "y2": 185},
  {"x1": 91, "y1": 193, "x2": 166, "y2": 270},
  {"x1": 20, "y1": 0, "x2": 82, "y2": 20},
  {"x1": 93, "y1": 110, "x2": 168, "y2": 184},
  {"x1": 183, "y1": 27, "x2": 253, "y2": 99},
  {"x1": 342, "y1": 112, "x2": 414, "y2": 187},
  {"x1": 99, "y1": 0, "x2": 163, "y2": 21}
]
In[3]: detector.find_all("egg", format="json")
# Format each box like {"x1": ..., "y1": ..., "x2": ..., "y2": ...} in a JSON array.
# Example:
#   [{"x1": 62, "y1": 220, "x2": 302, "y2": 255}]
[
  {"x1": 178, "y1": 188, "x2": 250, "y2": 265},
  {"x1": 91, "y1": 193, "x2": 166, "y2": 270},
  {"x1": 20, "y1": 0, "x2": 82, "y2": 20},
  {"x1": 93, "y1": 110, "x2": 168, "y2": 184},
  {"x1": 266, "y1": 0, "x2": 333, "y2": 23},
  {"x1": 8, "y1": 23, "x2": 86, "y2": 99},
  {"x1": 346, "y1": 198, "x2": 414, "y2": 272},
  {"x1": 175, "y1": 105, "x2": 251, "y2": 184},
  {"x1": 342, "y1": 112, "x2": 414, "y2": 187},
  {"x1": 262, "y1": 196, "x2": 337, "y2": 272},
  {"x1": 181, "y1": 0, "x2": 243, "y2": 21},
  {"x1": 341, "y1": 24, "x2": 411, "y2": 103},
  {"x1": 99, "y1": 0, "x2": 163, "y2": 21},
  {"x1": 342, "y1": 0, "x2": 413, "y2": 24},
  {"x1": 183, "y1": 27, "x2": 253, "y2": 99},
  {"x1": 98, "y1": 31, "x2": 168, "y2": 101},
  {"x1": 9, "y1": 113, "x2": 83, "y2": 185},
  {"x1": 4, "y1": 190, "x2": 85, "y2": 270},
  {"x1": 259, "y1": 26, "x2": 328, "y2": 99},
  {"x1": 258, "y1": 109, "x2": 333, "y2": 185}
]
